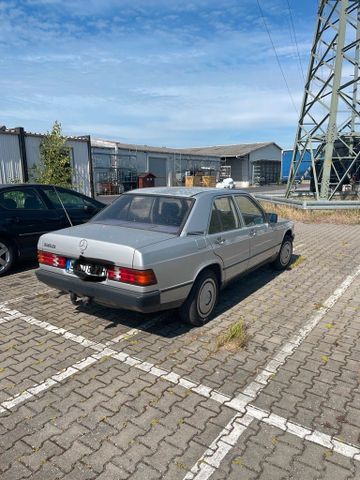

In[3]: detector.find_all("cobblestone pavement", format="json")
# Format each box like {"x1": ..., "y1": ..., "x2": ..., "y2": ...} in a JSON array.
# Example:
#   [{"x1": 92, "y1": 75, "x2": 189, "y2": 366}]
[{"x1": 1, "y1": 222, "x2": 360, "y2": 479}]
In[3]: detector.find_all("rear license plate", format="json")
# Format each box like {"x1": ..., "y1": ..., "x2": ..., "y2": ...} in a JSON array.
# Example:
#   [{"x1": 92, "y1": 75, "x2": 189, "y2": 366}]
[
  {"x1": 73, "y1": 261, "x2": 107, "y2": 278},
  {"x1": 81, "y1": 264, "x2": 107, "y2": 277}
]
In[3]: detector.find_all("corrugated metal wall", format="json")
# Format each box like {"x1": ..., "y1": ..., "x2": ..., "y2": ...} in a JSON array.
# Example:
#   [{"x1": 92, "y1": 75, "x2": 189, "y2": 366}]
[
  {"x1": 68, "y1": 140, "x2": 91, "y2": 196},
  {"x1": 25, "y1": 135, "x2": 41, "y2": 179},
  {"x1": 226, "y1": 157, "x2": 246, "y2": 181},
  {"x1": 0, "y1": 132, "x2": 91, "y2": 196},
  {"x1": 0, "y1": 133, "x2": 23, "y2": 184}
]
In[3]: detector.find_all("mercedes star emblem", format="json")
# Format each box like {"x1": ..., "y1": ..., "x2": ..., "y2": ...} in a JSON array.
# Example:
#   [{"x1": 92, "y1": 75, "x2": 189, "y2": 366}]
[{"x1": 79, "y1": 239, "x2": 88, "y2": 252}]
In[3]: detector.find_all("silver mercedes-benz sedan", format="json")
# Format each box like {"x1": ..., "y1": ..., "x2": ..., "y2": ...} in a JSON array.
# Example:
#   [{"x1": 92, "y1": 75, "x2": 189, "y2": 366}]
[{"x1": 36, "y1": 187, "x2": 294, "y2": 326}]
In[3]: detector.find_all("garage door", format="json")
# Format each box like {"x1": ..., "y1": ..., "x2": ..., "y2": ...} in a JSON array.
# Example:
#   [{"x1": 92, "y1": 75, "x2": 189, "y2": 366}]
[{"x1": 149, "y1": 157, "x2": 167, "y2": 186}]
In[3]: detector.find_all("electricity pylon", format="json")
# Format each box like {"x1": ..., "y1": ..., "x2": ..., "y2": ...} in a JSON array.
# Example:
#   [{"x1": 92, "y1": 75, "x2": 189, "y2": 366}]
[{"x1": 285, "y1": 0, "x2": 360, "y2": 200}]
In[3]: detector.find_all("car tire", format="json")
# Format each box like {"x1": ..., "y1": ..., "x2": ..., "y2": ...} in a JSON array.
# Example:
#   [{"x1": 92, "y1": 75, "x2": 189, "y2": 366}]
[
  {"x1": 179, "y1": 269, "x2": 219, "y2": 327},
  {"x1": 0, "y1": 239, "x2": 15, "y2": 276},
  {"x1": 271, "y1": 235, "x2": 293, "y2": 271}
]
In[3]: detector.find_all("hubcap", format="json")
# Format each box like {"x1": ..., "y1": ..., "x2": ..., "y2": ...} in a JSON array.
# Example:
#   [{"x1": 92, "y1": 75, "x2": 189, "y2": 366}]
[
  {"x1": 197, "y1": 278, "x2": 217, "y2": 318},
  {"x1": 280, "y1": 241, "x2": 292, "y2": 266},
  {"x1": 0, "y1": 242, "x2": 10, "y2": 272}
]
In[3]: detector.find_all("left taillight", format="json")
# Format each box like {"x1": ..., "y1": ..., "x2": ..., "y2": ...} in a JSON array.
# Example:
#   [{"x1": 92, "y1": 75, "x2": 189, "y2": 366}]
[{"x1": 38, "y1": 250, "x2": 66, "y2": 269}]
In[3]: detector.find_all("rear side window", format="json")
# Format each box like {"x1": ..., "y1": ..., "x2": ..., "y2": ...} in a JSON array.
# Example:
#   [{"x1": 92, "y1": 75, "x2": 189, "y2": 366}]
[
  {"x1": 208, "y1": 197, "x2": 239, "y2": 234},
  {"x1": 0, "y1": 188, "x2": 46, "y2": 210},
  {"x1": 234, "y1": 196, "x2": 264, "y2": 226}
]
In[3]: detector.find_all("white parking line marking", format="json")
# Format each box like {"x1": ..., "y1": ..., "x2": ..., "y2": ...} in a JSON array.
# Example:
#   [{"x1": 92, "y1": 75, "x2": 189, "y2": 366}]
[
  {"x1": 6, "y1": 302, "x2": 360, "y2": 461},
  {"x1": 183, "y1": 413, "x2": 254, "y2": 480},
  {"x1": 2, "y1": 328, "x2": 359, "y2": 463},
  {"x1": 183, "y1": 265, "x2": 360, "y2": 479},
  {"x1": 2, "y1": 266, "x2": 360, "y2": 470},
  {"x1": 0, "y1": 308, "x2": 164, "y2": 414},
  {"x1": 246, "y1": 405, "x2": 360, "y2": 459},
  {"x1": 1, "y1": 305, "x2": 360, "y2": 462},
  {"x1": 105, "y1": 313, "x2": 167, "y2": 346},
  {"x1": 0, "y1": 288, "x2": 53, "y2": 309},
  {"x1": 0, "y1": 353, "x2": 101, "y2": 413},
  {"x1": 243, "y1": 264, "x2": 360, "y2": 401}
]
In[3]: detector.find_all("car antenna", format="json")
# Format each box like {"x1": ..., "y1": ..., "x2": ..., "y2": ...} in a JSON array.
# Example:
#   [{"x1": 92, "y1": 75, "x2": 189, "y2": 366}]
[{"x1": 52, "y1": 186, "x2": 73, "y2": 227}]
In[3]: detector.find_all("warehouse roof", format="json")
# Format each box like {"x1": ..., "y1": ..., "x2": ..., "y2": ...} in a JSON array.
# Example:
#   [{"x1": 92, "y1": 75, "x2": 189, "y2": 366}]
[
  {"x1": 91, "y1": 138, "x2": 220, "y2": 158},
  {"x1": 92, "y1": 139, "x2": 281, "y2": 158},
  {"x1": 179, "y1": 142, "x2": 282, "y2": 157},
  {"x1": 0, "y1": 126, "x2": 89, "y2": 142}
]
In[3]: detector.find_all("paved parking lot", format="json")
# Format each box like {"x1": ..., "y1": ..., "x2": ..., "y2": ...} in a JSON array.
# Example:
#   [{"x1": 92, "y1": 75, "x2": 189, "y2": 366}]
[{"x1": 1, "y1": 221, "x2": 360, "y2": 479}]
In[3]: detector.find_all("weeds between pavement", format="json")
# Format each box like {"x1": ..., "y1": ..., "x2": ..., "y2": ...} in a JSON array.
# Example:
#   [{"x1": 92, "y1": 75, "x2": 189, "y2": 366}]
[{"x1": 216, "y1": 319, "x2": 250, "y2": 352}]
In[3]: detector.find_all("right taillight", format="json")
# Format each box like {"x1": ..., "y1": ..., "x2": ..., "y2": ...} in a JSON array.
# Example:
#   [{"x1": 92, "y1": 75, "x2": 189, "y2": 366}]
[{"x1": 107, "y1": 266, "x2": 157, "y2": 286}]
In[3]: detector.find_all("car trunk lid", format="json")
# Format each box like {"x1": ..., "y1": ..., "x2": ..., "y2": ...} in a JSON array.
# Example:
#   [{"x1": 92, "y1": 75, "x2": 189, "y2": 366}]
[{"x1": 38, "y1": 223, "x2": 175, "y2": 268}]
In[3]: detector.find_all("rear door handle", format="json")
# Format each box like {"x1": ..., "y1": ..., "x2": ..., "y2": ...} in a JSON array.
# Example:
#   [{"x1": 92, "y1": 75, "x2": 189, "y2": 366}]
[{"x1": 250, "y1": 229, "x2": 257, "y2": 237}]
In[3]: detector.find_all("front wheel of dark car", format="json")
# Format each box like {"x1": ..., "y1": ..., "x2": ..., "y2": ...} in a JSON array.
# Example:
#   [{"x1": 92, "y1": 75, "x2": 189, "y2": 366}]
[
  {"x1": 179, "y1": 269, "x2": 219, "y2": 327},
  {"x1": 0, "y1": 239, "x2": 15, "y2": 276},
  {"x1": 271, "y1": 235, "x2": 293, "y2": 271}
]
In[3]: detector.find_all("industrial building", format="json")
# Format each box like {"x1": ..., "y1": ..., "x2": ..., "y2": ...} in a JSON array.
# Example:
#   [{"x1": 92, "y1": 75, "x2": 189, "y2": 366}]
[
  {"x1": 91, "y1": 138, "x2": 221, "y2": 195},
  {"x1": 0, "y1": 127, "x2": 282, "y2": 196},
  {"x1": 184, "y1": 142, "x2": 282, "y2": 185}
]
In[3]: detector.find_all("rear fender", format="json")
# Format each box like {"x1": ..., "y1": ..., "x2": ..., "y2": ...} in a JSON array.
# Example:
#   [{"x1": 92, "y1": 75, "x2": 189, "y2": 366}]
[{"x1": 192, "y1": 261, "x2": 224, "y2": 287}]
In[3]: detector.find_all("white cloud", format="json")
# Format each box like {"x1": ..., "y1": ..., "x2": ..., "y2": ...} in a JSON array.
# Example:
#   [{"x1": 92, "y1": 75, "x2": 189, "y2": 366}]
[{"x1": 0, "y1": 0, "x2": 315, "y2": 148}]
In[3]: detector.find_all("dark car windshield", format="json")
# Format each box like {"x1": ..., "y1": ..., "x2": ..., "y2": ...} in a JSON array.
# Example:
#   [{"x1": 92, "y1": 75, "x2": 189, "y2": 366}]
[{"x1": 91, "y1": 194, "x2": 193, "y2": 234}]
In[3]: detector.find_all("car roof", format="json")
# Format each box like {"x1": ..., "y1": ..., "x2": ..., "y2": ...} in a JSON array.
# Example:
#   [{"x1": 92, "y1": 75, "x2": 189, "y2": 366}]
[
  {"x1": 125, "y1": 187, "x2": 248, "y2": 198},
  {"x1": 0, "y1": 184, "x2": 104, "y2": 203}
]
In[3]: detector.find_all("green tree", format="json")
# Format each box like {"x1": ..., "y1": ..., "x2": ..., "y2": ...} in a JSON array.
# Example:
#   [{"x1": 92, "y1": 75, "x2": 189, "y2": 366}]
[{"x1": 34, "y1": 121, "x2": 73, "y2": 187}]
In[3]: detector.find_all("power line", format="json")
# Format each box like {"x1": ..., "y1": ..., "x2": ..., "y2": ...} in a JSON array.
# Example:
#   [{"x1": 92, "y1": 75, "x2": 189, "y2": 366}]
[
  {"x1": 256, "y1": 0, "x2": 299, "y2": 115},
  {"x1": 285, "y1": 0, "x2": 306, "y2": 83}
]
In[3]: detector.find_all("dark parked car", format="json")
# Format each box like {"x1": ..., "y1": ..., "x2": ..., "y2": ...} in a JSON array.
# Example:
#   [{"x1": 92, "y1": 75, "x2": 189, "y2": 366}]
[{"x1": 0, "y1": 184, "x2": 105, "y2": 276}]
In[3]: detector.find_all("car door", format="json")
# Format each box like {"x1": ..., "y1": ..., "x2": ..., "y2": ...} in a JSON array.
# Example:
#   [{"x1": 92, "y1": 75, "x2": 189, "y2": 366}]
[
  {"x1": 206, "y1": 196, "x2": 250, "y2": 282},
  {"x1": 0, "y1": 186, "x2": 62, "y2": 256},
  {"x1": 40, "y1": 186, "x2": 102, "y2": 227},
  {"x1": 234, "y1": 195, "x2": 278, "y2": 268}
]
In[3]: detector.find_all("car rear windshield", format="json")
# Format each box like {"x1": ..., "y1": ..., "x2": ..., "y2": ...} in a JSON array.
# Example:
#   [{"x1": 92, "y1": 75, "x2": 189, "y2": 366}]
[{"x1": 91, "y1": 194, "x2": 193, "y2": 234}]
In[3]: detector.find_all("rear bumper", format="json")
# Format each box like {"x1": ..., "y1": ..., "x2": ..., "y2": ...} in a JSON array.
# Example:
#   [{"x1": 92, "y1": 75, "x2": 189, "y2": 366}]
[{"x1": 36, "y1": 268, "x2": 164, "y2": 313}]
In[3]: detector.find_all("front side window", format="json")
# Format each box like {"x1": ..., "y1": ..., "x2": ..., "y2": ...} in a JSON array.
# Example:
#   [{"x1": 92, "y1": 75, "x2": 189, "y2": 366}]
[
  {"x1": 0, "y1": 188, "x2": 46, "y2": 210},
  {"x1": 208, "y1": 197, "x2": 239, "y2": 234},
  {"x1": 92, "y1": 194, "x2": 193, "y2": 234},
  {"x1": 234, "y1": 196, "x2": 264, "y2": 226}
]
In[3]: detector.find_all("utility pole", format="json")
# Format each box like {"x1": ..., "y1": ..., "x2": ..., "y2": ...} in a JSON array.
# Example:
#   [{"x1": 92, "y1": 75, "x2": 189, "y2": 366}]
[{"x1": 286, "y1": 0, "x2": 360, "y2": 200}]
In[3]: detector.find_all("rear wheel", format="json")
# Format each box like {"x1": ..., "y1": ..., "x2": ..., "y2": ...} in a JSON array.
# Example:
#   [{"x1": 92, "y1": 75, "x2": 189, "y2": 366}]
[
  {"x1": 272, "y1": 235, "x2": 293, "y2": 270},
  {"x1": 179, "y1": 269, "x2": 219, "y2": 326},
  {"x1": 0, "y1": 240, "x2": 15, "y2": 276}
]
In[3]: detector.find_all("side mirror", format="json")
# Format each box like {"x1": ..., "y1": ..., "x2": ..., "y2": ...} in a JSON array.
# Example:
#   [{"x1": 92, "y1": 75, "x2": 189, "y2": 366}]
[{"x1": 267, "y1": 213, "x2": 278, "y2": 224}]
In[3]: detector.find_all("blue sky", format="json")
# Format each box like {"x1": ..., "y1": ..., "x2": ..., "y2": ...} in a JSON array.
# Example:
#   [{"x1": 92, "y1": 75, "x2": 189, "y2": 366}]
[{"x1": 0, "y1": 0, "x2": 318, "y2": 148}]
